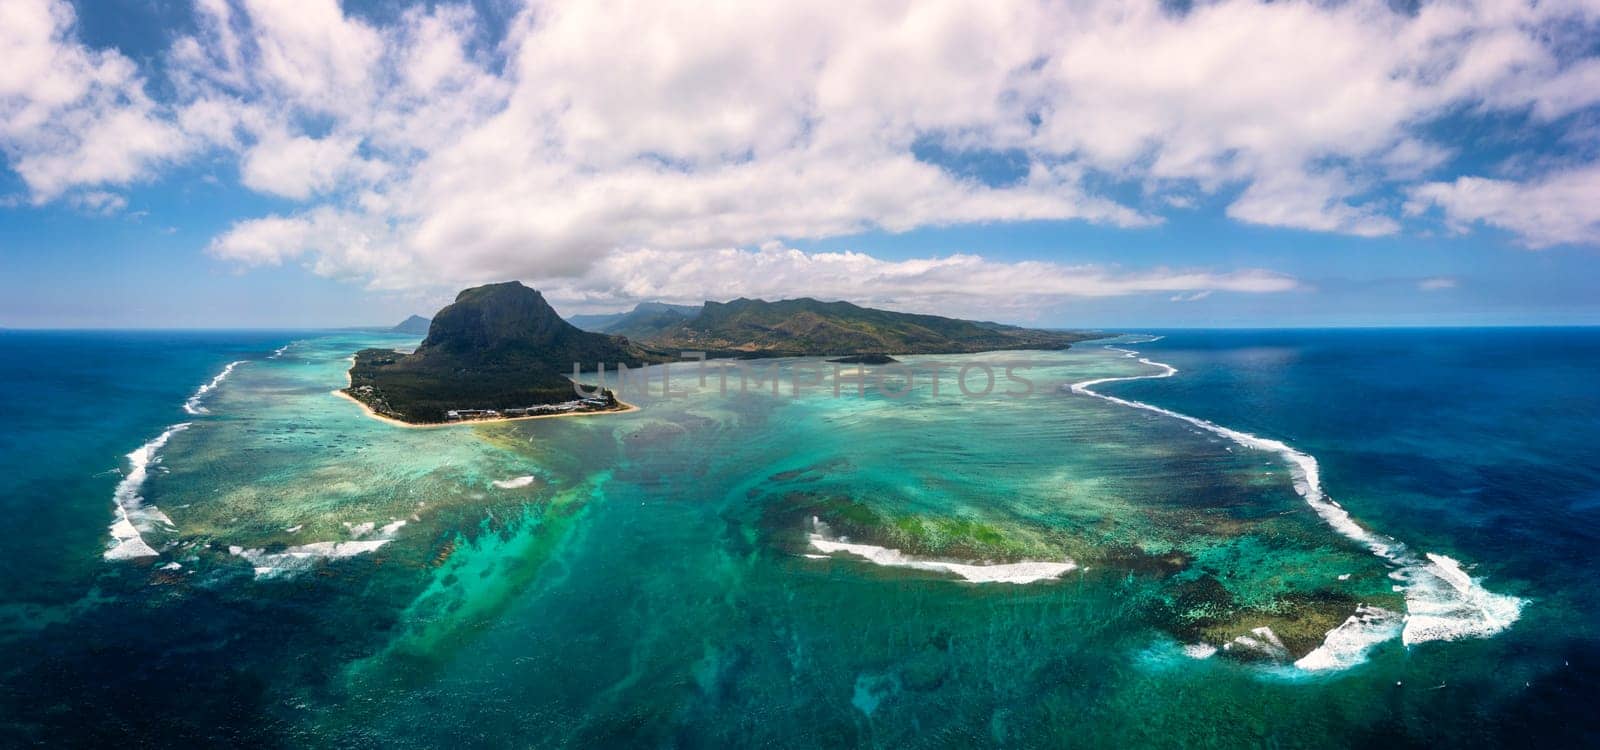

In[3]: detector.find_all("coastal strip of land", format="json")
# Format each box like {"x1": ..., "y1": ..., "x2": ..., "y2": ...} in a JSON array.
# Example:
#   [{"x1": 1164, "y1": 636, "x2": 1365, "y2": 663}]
[{"x1": 331, "y1": 387, "x2": 636, "y2": 429}]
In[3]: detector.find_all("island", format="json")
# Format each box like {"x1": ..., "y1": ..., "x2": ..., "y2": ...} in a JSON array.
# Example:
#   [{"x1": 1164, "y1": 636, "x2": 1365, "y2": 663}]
[
  {"x1": 341, "y1": 281, "x2": 1099, "y2": 425},
  {"x1": 391, "y1": 314, "x2": 432, "y2": 335}
]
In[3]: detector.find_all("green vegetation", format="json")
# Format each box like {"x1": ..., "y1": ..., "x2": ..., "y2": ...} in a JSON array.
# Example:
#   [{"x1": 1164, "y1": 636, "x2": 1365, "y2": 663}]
[
  {"x1": 350, "y1": 282, "x2": 1096, "y2": 422},
  {"x1": 344, "y1": 281, "x2": 666, "y2": 423},
  {"x1": 636, "y1": 297, "x2": 1095, "y2": 357}
]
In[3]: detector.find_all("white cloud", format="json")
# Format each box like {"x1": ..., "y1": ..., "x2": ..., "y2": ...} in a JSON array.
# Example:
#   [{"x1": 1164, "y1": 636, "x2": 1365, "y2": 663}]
[
  {"x1": 534, "y1": 245, "x2": 1298, "y2": 318},
  {"x1": 67, "y1": 190, "x2": 126, "y2": 215},
  {"x1": 6, "y1": 0, "x2": 1600, "y2": 291},
  {"x1": 1225, "y1": 169, "x2": 1400, "y2": 237},
  {"x1": 0, "y1": 0, "x2": 189, "y2": 203},
  {"x1": 239, "y1": 132, "x2": 381, "y2": 200},
  {"x1": 1418, "y1": 277, "x2": 1459, "y2": 291},
  {"x1": 1407, "y1": 164, "x2": 1600, "y2": 248}
]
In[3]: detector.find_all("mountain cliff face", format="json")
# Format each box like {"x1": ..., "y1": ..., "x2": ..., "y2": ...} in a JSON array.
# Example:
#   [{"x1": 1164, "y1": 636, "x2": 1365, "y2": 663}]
[
  {"x1": 392, "y1": 315, "x2": 431, "y2": 335},
  {"x1": 408, "y1": 282, "x2": 657, "y2": 371},
  {"x1": 637, "y1": 297, "x2": 1092, "y2": 356},
  {"x1": 346, "y1": 282, "x2": 662, "y2": 423}
]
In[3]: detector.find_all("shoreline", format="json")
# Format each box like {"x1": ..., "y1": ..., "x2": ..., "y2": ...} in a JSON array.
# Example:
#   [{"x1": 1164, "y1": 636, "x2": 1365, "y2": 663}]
[
  {"x1": 335, "y1": 353, "x2": 638, "y2": 428},
  {"x1": 331, "y1": 388, "x2": 637, "y2": 428}
]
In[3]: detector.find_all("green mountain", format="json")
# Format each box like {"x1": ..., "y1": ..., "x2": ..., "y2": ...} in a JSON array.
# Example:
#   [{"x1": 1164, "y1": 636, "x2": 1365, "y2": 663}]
[
  {"x1": 568, "y1": 302, "x2": 703, "y2": 338},
  {"x1": 637, "y1": 297, "x2": 1094, "y2": 357},
  {"x1": 345, "y1": 282, "x2": 663, "y2": 423},
  {"x1": 344, "y1": 283, "x2": 1094, "y2": 422},
  {"x1": 392, "y1": 314, "x2": 431, "y2": 335}
]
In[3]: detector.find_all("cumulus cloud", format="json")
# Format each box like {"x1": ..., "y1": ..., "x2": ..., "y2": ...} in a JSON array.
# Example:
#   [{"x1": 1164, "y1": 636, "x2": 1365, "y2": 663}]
[
  {"x1": 0, "y1": 0, "x2": 190, "y2": 202},
  {"x1": 1407, "y1": 164, "x2": 1600, "y2": 248},
  {"x1": 536, "y1": 245, "x2": 1298, "y2": 318},
  {"x1": 5, "y1": 0, "x2": 1600, "y2": 297}
]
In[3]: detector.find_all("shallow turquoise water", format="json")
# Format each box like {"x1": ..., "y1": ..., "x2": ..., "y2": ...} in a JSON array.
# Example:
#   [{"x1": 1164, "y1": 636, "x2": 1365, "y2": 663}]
[{"x1": 1, "y1": 328, "x2": 1594, "y2": 746}]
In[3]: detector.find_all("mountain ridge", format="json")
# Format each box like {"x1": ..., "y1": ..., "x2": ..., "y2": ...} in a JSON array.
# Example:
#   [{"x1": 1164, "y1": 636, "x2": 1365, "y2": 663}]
[
  {"x1": 345, "y1": 282, "x2": 662, "y2": 423},
  {"x1": 633, "y1": 296, "x2": 1093, "y2": 357}
]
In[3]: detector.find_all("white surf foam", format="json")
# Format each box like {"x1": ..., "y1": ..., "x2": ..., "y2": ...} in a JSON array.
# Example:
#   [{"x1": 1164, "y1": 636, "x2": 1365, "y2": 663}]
[
  {"x1": 1069, "y1": 340, "x2": 1524, "y2": 670},
  {"x1": 183, "y1": 360, "x2": 243, "y2": 415},
  {"x1": 231, "y1": 517, "x2": 410, "y2": 579},
  {"x1": 1227, "y1": 626, "x2": 1290, "y2": 660},
  {"x1": 229, "y1": 540, "x2": 392, "y2": 579},
  {"x1": 1295, "y1": 605, "x2": 1404, "y2": 671},
  {"x1": 1183, "y1": 643, "x2": 1218, "y2": 659},
  {"x1": 492, "y1": 475, "x2": 537, "y2": 489},
  {"x1": 105, "y1": 422, "x2": 191, "y2": 560},
  {"x1": 269, "y1": 343, "x2": 291, "y2": 358},
  {"x1": 807, "y1": 518, "x2": 1075, "y2": 584},
  {"x1": 1399, "y1": 553, "x2": 1525, "y2": 645}
]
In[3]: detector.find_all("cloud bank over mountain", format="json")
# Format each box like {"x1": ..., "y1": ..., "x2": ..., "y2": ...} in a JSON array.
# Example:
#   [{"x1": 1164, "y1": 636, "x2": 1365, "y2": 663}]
[{"x1": 4, "y1": 0, "x2": 1599, "y2": 312}]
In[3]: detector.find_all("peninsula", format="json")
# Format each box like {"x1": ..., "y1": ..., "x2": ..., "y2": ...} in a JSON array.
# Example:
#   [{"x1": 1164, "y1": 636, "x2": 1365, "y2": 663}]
[{"x1": 343, "y1": 281, "x2": 663, "y2": 424}]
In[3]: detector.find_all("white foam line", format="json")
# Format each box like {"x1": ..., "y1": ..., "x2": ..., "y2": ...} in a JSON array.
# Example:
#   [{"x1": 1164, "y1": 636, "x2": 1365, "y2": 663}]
[
  {"x1": 182, "y1": 360, "x2": 244, "y2": 415},
  {"x1": 807, "y1": 518, "x2": 1076, "y2": 584},
  {"x1": 105, "y1": 422, "x2": 190, "y2": 560},
  {"x1": 1069, "y1": 340, "x2": 1523, "y2": 669},
  {"x1": 269, "y1": 343, "x2": 291, "y2": 358},
  {"x1": 231, "y1": 517, "x2": 410, "y2": 579},
  {"x1": 229, "y1": 541, "x2": 391, "y2": 579}
]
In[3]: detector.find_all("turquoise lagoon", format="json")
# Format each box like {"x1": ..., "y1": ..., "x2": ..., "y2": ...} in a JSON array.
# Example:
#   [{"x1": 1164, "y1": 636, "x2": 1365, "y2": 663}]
[{"x1": 1, "y1": 328, "x2": 1595, "y2": 747}]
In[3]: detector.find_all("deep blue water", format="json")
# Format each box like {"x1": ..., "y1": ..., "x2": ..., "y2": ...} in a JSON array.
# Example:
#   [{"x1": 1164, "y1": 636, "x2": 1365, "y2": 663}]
[
  {"x1": 1119, "y1": 329, "x2": 1600, "y2": 584},
  {"x1": 0, "y1": 330, "x2": 307, "y2": 602},
  {"x1": 1, "y1": 327, "x2": 1597, "y2": 746},
  {"x1": 1114, "y1": 328, "x2": 1600, "y2": 745}
]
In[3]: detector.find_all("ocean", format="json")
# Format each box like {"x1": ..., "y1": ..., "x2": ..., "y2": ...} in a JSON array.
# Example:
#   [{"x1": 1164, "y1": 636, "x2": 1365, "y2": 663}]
[{"x1": 1, "y1": 327, "x2": 1595, "y2": 747}]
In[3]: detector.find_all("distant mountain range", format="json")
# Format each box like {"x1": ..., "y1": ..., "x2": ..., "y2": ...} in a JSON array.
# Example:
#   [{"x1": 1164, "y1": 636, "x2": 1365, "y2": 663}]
[
  {"x1": 568, "y1": 302, "x2": 702, "y2": 338},
  {"x1": 344, "y1": 281, "x2": 1096, "y2": 424}
]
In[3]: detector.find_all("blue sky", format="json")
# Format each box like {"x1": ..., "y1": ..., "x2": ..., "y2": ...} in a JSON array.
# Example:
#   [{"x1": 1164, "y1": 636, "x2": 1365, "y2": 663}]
[{"x1": 2, "y1": 0, "x2": 1598, "y2": 328}]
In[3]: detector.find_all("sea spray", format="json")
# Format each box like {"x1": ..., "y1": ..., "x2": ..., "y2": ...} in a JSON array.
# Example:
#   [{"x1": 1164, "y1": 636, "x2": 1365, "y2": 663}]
[
  {"x1": 107, "y1": 359, "x2": 247, "y2": 560},
  {"x1": 1069, "y1": 339, "x2": 1524, "y2": 670},
  {"x1": 105, "y1": 422, "x2": 190, "y2": 560},
  {"x1": 183, "y1": 360, "x2": 243, "y2": 415},
  {"x1": 230, "y1": 517, "x2": 410, "y2": 579}
]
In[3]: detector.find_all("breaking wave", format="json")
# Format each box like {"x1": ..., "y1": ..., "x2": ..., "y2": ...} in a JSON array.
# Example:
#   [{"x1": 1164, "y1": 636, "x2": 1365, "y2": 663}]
[
  {"x1": 1069, "y1": 338, "x2": 1524, "y2": 671},
  {"x1": 230, "y1": 516, "x2": 409, "y2": 579},
  {"x1": 105, "y1": 423, "x2": 190, "y2": 560},
  {"x1": 806, "y1": 517, "x2": 1076, "y2": 584},
  {"x1": 182, "y1": 360, "x2": 243, "y2": 415},
  {"x1": 108, "y1": 358, "x2": 251, "y2": 560}
]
